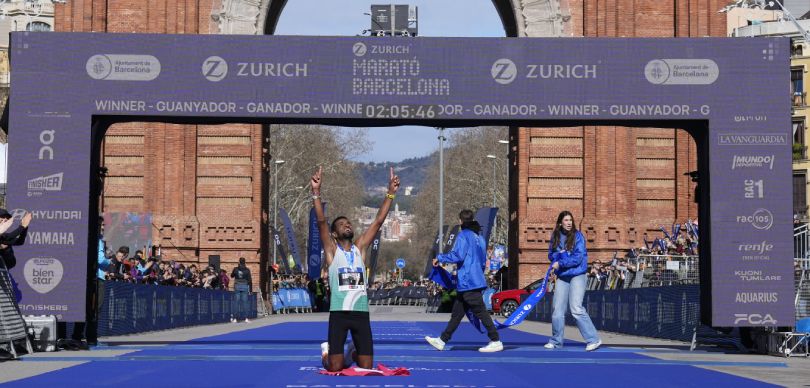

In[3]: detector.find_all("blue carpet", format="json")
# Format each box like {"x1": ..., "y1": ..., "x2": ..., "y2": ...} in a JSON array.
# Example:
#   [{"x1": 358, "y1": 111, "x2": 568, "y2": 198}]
[{"x1": 5, "y1": 321, "x2": 781, "y2": 387}]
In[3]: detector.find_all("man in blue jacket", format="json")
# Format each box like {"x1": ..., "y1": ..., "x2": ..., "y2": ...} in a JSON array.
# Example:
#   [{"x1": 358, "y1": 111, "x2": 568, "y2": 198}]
[{"x1": 425, "y1": 209, "x2": 503, "y2": 353}]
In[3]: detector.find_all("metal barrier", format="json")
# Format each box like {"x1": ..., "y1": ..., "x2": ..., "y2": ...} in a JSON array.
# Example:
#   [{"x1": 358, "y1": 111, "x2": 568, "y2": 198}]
[
  {"x1": 0, "y1": 261, "x2": 33, "y2": 357},
  {"x1": 98, "y1": 281, "x2": 257, "y2": 337},
  {"x1": 273, "y1": 288, "x2": 312, "y2": 314}
]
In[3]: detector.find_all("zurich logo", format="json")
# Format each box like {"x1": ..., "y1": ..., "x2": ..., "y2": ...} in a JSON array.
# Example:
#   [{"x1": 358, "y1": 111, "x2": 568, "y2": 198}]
[
  {"x1": 491, "y1": 58, "x2": 517, "y2": 85},
  {"x1": 353, "y1": 42, "x2": 367, "y2": 57},
  {"x1": 523, "y1": 304, "x2": 532, "y2": 311},
  {"x1": 202, "y1": 56, "x2": 228, "y2": 82}
]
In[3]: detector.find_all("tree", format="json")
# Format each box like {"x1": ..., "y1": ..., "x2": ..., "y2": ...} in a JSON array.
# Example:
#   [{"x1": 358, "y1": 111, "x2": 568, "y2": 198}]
[
  {"x1": 268, "y1": 124, "x2": 369, "y2": 262},
  {"x1": 413, "y1": 126, "x2": 509, "y2": 265}
]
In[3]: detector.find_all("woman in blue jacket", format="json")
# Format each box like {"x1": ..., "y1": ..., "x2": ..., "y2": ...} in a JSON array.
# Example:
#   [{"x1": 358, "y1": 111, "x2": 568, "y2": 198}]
[{"x1": 545, "y1": 210, "x2": 601, "y2": 351}]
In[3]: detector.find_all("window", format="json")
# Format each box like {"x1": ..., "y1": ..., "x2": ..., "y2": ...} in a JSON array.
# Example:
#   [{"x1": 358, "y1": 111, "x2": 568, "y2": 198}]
[
  {"x1": 26, "y1": 22, "x2": 51, "y2": 32},
  {"x1": 792, "y1": 67, "x2": 804, "y2": 96},
  {"x1": 794, "y1": 171, "x2": 807, "y2": 220},
  {"x1": 794, "y1": 119, "x2": 806, "y2": 160}
]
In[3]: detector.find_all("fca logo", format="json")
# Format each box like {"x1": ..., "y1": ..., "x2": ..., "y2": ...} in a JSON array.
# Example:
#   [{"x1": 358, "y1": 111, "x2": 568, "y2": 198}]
[
  {"x1": 491, "y1": 58, "x2": 517, "y2": 85},
  {"x1": 202, "y1": 56, "x2": 228, "y2": 82}
]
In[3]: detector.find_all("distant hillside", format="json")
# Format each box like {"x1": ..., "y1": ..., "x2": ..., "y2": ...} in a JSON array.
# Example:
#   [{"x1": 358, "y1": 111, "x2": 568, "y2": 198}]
[{"x1": 356, "y1": 154, "x2": 434, "y2": 196}]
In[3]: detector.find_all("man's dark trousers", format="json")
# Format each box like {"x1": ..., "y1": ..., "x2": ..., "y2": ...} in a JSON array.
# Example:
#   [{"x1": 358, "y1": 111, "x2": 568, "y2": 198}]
[{"x1": 440, "y1": 289, "x2": 499, "y2": 343}]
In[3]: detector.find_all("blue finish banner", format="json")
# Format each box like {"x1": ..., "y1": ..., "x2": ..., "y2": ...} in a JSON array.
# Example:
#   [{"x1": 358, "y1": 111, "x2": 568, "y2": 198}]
[
  {"x1": 279, "y1": 208, "x2": 303, "y2": 272},
  {"x1": 306, "y1": 206, "x2": 324, "y2": 279},
  {"x1": 527, "y1": 285, "x2": 701, "y2": 342},
  {"x1": 474, "y1": 207, "x2": 498, "y2": 244},
  {"x1": 98, "y1": 281, "x2": 257, "y2": 337},
  {"x1": 495, "y1": 267, "x2": 552, "y2": 329}
]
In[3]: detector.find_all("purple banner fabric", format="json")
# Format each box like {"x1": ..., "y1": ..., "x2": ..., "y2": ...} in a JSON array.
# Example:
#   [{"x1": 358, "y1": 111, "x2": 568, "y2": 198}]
[
  {"x1": 271, "y1": 226, "x2": 290, "y2": 273},
  {"x1": 278, "y1": 209, "x2": 302, "y2": 272},
  {"x1": 474, "y1": 207, "x2": 498, "y2": 244},
  {"x1": 306, "y1": 205, "x2": 323, "y2": 280},
  {"x1": 5, "y1": 32, "x2": 792, "y2": 325},
  {"x1": 367, "y1": 231, "x2": 382, "y2": 285}
]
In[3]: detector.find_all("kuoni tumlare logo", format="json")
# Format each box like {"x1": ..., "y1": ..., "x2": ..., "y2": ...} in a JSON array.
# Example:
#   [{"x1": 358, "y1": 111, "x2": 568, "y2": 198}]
[
  {"x1": 86, "y1": 54, "x2": 161, "y2": 81},
  {"x1": 24, "y1": 257, "x2": 63, "y2": 294}
]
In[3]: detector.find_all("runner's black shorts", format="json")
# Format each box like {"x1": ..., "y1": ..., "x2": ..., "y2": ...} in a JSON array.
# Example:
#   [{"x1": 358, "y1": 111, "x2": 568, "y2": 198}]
[{"x1": 328, "y1": 311, "x2": 373, "y2": 356}]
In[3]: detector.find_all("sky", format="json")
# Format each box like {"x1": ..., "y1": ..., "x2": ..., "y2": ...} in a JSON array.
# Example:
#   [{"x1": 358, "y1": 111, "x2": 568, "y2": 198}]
[{"x1": 275, "y1": 0, "x2": 505, "y2": 162}]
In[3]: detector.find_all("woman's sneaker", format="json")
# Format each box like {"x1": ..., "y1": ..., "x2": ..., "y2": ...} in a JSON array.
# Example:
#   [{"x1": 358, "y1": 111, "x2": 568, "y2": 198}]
[
  {"x1": 425, "y1": 336, "x2": 445, "y2": 351},
  {"x1": 585, "y1": 340, "x2": 602, "y2": 351},
  {"x1": 478, "y1": 341, "x2": 504, "y2": 353}
]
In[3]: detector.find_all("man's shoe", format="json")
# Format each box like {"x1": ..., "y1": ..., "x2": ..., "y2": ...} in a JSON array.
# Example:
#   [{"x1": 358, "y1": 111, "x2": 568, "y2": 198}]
[
  {"x1": 320, "y1": 342, "x2": 329, "y2": 357},
  {"x1": 478, "y1": 341, "x2": 504, "y2": 353},
  {"x1": 544, "y1": 343, "x2": 558, "y2": 349},
  {"x1": 425, "y1": 336, "x2": 445, "y2": 351},
  {"x1": 585, "y1": 340, "x2": 602, "y2": 351},
  {"x1": 343, "y1": 340, "x2": 356, "y2": 368},
  {"x1": 244, "y1": 318, "x2": 250, "y2": 323}
]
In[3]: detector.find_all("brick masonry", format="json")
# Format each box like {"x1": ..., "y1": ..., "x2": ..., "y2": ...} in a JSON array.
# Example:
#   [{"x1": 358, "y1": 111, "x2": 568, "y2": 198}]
[{"x1": 55, "y1": 1, "x2": 724, "y2": 290}]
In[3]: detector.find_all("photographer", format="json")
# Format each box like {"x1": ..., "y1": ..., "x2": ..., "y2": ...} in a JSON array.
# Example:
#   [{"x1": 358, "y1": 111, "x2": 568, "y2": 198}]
[{"x1": 0, "y1": 209, "x2": 31, "y2": 361}]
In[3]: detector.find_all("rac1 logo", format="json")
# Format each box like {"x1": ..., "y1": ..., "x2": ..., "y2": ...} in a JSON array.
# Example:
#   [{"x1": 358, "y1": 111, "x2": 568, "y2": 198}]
[
  {"x1": 734, "y1": 313, "x2": 776, "y2": 325},
  {"x1": 202, "y1": 56, "x2": 228, "y2": 82}
]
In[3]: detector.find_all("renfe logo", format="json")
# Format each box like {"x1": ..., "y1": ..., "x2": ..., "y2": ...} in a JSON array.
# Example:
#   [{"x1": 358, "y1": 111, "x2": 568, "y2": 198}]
[
  {"x1": 738, "y1": 241, "x2": 773, "y2": 254},
  {"x1": 733, "y1": 313, "x2": 776, "y2": 325}
]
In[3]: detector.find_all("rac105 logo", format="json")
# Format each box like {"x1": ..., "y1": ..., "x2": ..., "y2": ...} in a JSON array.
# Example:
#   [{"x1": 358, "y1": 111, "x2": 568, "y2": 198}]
[{"x1": 733, "y1": 313, "x2": 776, "y2": 325}]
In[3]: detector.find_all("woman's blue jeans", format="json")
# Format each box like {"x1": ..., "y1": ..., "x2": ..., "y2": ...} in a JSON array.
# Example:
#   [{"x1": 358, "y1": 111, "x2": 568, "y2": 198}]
[{"x1": 549, "y1": 273, "x2": 600, "y2": 347}]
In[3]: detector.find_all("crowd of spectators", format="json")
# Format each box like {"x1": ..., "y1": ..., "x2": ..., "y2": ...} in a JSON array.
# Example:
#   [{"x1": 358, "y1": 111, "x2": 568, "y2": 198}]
[{"x1": 103, "y1": 245, "x2": 230, "y2": 290}]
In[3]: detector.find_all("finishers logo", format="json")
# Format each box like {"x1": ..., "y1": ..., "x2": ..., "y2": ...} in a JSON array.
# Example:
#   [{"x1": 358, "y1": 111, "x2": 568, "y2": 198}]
[
  {"x1": 27, "y1": 173, "x2": 63, "y2": 197},
  {"x1": 202, "y1": 56, "x2": 228, "y2": 82},
  {"x1": 86, "y1": 54, "x2": 161, "y2": 81},
  {"x1": 491, "y1": 58, "x2": 517, "y2": 85}
]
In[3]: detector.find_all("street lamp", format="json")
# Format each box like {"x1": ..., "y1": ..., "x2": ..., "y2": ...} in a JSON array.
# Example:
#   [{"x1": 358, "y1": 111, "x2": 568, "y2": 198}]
[
  {"x1": 437, "y1": 128, "x2": 446, "y2": 254},
  {"x1": 272, "y1": 160, "x2": 285, "y2": 267}
]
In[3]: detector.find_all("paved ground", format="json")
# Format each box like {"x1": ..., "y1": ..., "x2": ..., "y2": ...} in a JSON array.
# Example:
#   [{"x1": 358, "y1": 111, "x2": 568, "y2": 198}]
[{"x1": 1, "y1": 306, "x2": 807, "y2": 387}]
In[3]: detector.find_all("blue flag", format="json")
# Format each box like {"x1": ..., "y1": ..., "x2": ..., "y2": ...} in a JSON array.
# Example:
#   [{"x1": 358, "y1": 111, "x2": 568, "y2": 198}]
[
  {"x1": 306, "y1": 204, "x2": 325, "y2": 280},
  {"x1": 279, "y1": 208, "x2": 303, "y2": 272},
  {"x1": 427, "y1": 266, "x2": 484, "y2": 334},
  {"x1": 271, "y1": 226, "x2": 291, "y2": 273},
  {"x1": 367, "y1": 231, "x2": 382, "y2": 285},
  {"x1": 494, "y1": 267, "x2": 553, "y2": 329},
  {"x1": 474, "y1": 207, "x2": 499, "y2": 244}
]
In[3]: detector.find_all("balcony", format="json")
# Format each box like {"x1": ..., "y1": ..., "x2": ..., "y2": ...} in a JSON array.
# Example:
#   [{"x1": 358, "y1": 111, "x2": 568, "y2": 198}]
[
  {"x1": 795, "y1": 143, "x2": 808, "y2": 161},
  {"x1": 794, "y1": 92, "x2": 807, "y2": 108}
]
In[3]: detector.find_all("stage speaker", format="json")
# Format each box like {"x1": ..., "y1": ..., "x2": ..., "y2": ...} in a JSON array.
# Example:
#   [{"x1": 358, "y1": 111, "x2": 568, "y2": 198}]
[{"x1": 208, "y1": 255, "x2": 221, "y2": 271}]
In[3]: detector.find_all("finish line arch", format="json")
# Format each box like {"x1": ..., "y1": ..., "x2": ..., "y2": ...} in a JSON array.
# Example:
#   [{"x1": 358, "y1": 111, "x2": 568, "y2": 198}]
[{"x1": 6, "y1": 33, "x2": 792, "y2": 327}]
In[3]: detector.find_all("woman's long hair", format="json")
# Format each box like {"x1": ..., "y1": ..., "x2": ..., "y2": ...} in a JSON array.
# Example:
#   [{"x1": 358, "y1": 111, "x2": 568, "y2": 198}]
[{"x1": 550, "y1": 210, "x2": 577, "y2": 252}]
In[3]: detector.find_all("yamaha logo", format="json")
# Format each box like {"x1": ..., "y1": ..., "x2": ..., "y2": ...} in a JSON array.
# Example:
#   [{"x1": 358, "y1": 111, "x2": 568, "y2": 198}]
[
  {"x1": 202, "y1": 56, "x2": 228, "y2": 82},
  {"x1": 491, "y1": 58, "x2": 517, "y2": 85}
]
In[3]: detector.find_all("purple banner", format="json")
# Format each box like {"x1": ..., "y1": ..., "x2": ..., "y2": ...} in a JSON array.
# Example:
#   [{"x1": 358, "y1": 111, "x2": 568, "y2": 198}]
[
  {"x1": 5, "y1": 33, "x2": 792, "y2": 325},
  {"x1": 278, "y1": 208, "x2": 302, "y2": 272},
  {"x1": 474, "y1": 207, "x2": 498, "y2": 244}
]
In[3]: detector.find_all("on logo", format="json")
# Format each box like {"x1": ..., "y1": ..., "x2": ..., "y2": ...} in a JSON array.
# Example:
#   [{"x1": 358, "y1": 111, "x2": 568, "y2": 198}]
[
  {"x1": 202, "y1": 56, "x2": 228, "y2": 82},
  {"x1": 491, "y1": 58, "x2": 517, "y2": 85}
]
